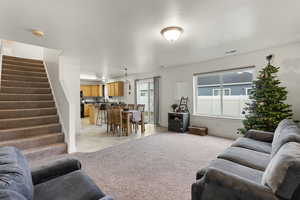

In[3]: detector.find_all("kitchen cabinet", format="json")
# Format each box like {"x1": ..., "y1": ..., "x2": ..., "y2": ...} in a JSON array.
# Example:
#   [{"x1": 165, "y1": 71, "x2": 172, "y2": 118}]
[
  {"x1": 91, "y1": 85, "x2": 99, "y2": 96},
  {"x1": 80, "y1": 85, "x2": 91, "y2": 97},
  {"x1": 80, "y1": 85, "x2": 103, "y2": 97},
  {"x1": 107, "y1": 81, "x2": 124, "y2": 96},
  {"x1": 84, "y1": 104, "x2": 92, "y2": 117}
]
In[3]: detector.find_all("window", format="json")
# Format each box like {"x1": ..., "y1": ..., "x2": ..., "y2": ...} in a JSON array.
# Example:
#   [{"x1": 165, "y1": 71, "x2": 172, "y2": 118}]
[
  {"x1": 213, "y1": 88, "x2": 231, "y2": 96},
  {"x1": 245, "y1": 88, "x2": 252, "y2": 96},
  {"x1": 193, "y1": 67, "x2": 254, "y2": 118}
]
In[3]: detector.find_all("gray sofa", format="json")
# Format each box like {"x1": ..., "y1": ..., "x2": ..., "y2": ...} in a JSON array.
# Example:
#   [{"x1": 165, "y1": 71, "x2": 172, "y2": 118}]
[
  {"x1": 192, "y1": 119, "x2": 300, "y2": 200},
  {"x1": 0, "y1": 147, "x2": 113, "y2": 200}
]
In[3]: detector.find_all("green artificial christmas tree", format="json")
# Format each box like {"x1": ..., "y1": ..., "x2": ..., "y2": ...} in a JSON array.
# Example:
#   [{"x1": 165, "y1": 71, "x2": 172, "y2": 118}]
[{"x1": 239, "y1": 55, "x2": 293, "y2": 134}]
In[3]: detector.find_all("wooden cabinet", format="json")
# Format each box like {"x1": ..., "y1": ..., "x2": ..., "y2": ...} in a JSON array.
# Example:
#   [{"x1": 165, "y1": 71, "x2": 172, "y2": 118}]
[
  {"x1": 80, "y1": 85, "x2": 103, "y2": 97},
  {"x1": 91, "y1": 85, "x2": 99, "y2": 96},
  {"x1": 107, "y1": 81, "x2": 124, "y2": 96},
  {"x1": 80, "y1": 85, "x2": 103, "y2": 117},
  {"x1": 80, "y1": 85, "x2": 91, "y2": 97},
  {"x1": 84, "y1": 104, "x2": 91, "y2": 117}
]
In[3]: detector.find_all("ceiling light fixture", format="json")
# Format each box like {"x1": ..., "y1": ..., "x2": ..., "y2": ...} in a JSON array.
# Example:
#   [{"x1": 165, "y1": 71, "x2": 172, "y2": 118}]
[
  {"x1": 161, "y1": 26, "x2": 184, "y2": 42},
  {"x1": 122, "y1": 67, "x2": 132, "y2": 95},
  {"x1": 31, "y1": 29, "x2": 44, "y2": 37}
]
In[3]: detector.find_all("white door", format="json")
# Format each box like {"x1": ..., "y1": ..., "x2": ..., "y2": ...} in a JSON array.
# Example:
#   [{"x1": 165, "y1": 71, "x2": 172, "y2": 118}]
[{"x1": 136, "y1": 78, "x2": 154, "y2": 124}]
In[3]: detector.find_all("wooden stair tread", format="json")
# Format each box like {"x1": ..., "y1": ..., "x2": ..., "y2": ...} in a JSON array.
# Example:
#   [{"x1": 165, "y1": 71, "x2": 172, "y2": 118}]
[
  {"x1": 2, "y1": 69, "x2": 47, "y2": 77},
  {"x1": 3, "y1": 59, "x2": 44, "y2": 65},
  {"x1": 2, "y1": 63, "x2": 45, "y2": 71},
  {"x1": 0, "y1": 100, "x2": 54, "y2": 103},
  {"x1": 23, "y1": 143, "x2": 66, "y2": 153},
  {"x1": 1, "y1": 75, "x2": 48, "y2": 83},
  {"x1": 0, "y1": 115, "x2": 58, "y2": 122},
  {"x1": 3, "y1": 55, "x2": 43, "y2": 64},
  {"x1": 0, "y1": 123, "x2": 61, "y2": 133},
  {"x1": 0, "y1": 133, "x2": 63, "y2": 144},
  {"x1": 0, "y1": 93, "x2": 52, "y2": 96},
  {"x1": 0, "y1": 107, "x2": 56, "y2": 112},
  {"x1": 1, "y1": 79, "x2": 48, "y2": 84}
]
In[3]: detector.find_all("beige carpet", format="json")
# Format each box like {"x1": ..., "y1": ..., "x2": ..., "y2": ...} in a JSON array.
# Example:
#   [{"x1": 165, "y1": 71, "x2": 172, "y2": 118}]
[{"x1": 30, "y1": 133, "x2": 233, "y2": 200}]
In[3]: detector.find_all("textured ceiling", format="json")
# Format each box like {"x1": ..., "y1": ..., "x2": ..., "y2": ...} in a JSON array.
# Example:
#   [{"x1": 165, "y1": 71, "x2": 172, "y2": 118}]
[{"x1": 0, "y1": 0, "x2": 300, "y2": 78}]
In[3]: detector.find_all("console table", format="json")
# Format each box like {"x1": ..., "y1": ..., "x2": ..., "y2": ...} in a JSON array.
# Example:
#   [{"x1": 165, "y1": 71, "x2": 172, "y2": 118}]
[{"x1": 168, "y1": 112, "x2": 190, "y2": 133}]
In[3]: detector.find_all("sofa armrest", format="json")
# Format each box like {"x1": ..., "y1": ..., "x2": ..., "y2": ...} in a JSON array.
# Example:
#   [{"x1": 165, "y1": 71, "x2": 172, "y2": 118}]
[
  {"x1": 31, "y1": 158, "x2": 82, "y2": 185},
  {"x1": 245, "y1": 129, "x2": 274, "y2": 142},
  {"x1": 204, "y1": 168, "x2": 275, "y2": 199}
]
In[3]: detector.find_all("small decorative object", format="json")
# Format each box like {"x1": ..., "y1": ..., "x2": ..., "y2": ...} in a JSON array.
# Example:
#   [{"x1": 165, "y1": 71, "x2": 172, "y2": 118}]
[
  {"x1": 178, "y1": 96, "x2": 189, "y2": 112},
  {"x1": 123, "y1": 67, "x2": 131, "y2": 95},
  {"x1": 239, "y1": 54, "x2": 295, "y2": 134},
  {"x1": 171, "y1": 104, "x2": 178, "y2": 112},
  {"x1": 189, "y1": 126, "x2": 208, "y2": 136}
]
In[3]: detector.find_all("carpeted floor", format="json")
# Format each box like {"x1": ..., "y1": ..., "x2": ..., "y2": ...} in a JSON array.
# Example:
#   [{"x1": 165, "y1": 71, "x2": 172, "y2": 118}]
[{"x1": 30, "y1": 133, "x2": 233, "y2": 200}]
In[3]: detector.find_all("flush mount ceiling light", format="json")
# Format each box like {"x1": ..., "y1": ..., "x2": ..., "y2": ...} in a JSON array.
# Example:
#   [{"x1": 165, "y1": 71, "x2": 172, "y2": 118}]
[
  {"x1": 160, "y1": 26, "x2": 184, "y2": 42},
  {"x1": 31, "y1": 29, "x2": 44, "y2": 37}
]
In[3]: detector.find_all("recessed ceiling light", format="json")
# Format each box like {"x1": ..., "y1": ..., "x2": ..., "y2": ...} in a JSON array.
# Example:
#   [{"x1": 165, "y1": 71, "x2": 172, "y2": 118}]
[
  {"x1": 31, "y1": 29, "x2": 44, "y2": 37},
  {"x1": 161, "y1": 26, "x2": 184, "y2": 42},
  {"x1": 225, "y1": 49, "x2": 237, "y2": 54}
]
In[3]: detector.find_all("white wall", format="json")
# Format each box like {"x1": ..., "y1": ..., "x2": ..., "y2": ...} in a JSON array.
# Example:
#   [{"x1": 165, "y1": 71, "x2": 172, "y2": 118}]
[
  {"x1": 2, "y1": 40, "x2": 43, "y2": 60},
  {"x1": 116, "y1": 42, "x2": 300, "y2": 139},
  {"x1": 43, "y1": 49, "x2": 80, "y2": 153},
  {"x1": 157, "y1": 42, "x2": 300, "y2": 139},
  {"x1": 59, "y1": 56, "x2": 81, "y2": 136}
]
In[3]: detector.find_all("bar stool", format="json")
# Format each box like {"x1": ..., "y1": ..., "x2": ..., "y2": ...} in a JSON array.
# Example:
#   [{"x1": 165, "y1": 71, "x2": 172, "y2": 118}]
[{"x1": 96, "y1": 103, "x2": 107, "y2": 126}]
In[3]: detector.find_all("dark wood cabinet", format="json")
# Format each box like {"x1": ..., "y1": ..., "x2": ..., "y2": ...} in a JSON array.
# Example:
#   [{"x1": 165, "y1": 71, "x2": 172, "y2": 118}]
[{"x1": 168, "y1": 112, "x2": 190, "y2": 133}]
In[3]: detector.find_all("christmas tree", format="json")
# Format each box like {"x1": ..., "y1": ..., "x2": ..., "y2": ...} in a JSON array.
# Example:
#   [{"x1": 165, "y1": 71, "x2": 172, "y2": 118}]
[{"x1": 239, "y1": 55, "x2": 293, "y2": 134}]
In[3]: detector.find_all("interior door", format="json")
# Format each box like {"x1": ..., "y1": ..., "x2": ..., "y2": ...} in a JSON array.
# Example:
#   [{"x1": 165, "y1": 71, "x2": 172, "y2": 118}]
[{"x1": 136, "y1": 78, "x2": 154, "y2": 124}]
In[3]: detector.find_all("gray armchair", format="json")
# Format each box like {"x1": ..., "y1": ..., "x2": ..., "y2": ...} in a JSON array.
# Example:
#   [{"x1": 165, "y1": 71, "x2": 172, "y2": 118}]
[{"x1": 0, "y1": 146, "x2": 113, "y2": 200}]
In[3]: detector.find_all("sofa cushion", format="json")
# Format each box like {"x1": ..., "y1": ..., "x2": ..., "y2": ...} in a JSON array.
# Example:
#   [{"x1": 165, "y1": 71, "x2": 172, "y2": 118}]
[
  {"x1": 0, "y1": 147, "x2": 33, "y2": 200},
  {"x1": 231, "y1": 137, "x2": 272, "y2": 154},
  {"x1": 204, "y1": 159, "x2": 264, "y2": 184},
  {"x1": 271, "y1": 119, "x2": 300, "y2": 157},
  {"x1": 0, "y1": 189, "x2": 27, "y2": 200},
  {"x1": 218, "y1": 147, "x2": 271, "y2": 171},
  {"x1": 262, "y1": 142, "x2": 300, "y2": 199},
  {"x1": 34, "y1": 170, "x2": 105, "y2": 200}
]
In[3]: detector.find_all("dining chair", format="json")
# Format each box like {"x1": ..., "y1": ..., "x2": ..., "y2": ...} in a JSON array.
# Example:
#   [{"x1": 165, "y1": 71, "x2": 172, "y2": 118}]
[
  {"x1": 121, "y1": 112, "x2": 131, "y2": 136},
  {"x1": 137, "y1": 104, "x2": 145, "y2": 112},
  {"x1": 111, "y1": 108, "x2": 122, "y2": 136},
  {"x1": 135, "y1": 111, "x2": 145, "y2": 133},
  {"x1": 128, "y1": 104, "x2": 137, "y2": 110},
  {"x1": 106, "y1": 108, "x2": 113, "y2": 134}
]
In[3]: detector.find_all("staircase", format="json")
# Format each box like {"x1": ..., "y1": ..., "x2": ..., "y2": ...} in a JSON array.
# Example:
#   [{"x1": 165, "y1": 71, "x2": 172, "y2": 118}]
[{"x1": 0, "y1": 55, "x2": 67, "y2": 160}]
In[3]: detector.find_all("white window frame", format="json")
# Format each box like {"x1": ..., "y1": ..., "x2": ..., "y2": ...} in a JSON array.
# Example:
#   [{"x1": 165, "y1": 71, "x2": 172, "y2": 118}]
[
  {"x1": 245, "y1": 88, "x2": 252, "y2": 96},
  {"x1": 193, "y1": 67, "x2": 254, "y2": 119},
  {"x1": 212, "y1": 88, "x2": 231, "y2": 96}
]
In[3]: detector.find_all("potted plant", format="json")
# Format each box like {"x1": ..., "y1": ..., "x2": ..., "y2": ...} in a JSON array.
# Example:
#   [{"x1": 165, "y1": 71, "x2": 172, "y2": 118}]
[{"x1": 171, "y1": 104, "x2": 178, "y2": 112}]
